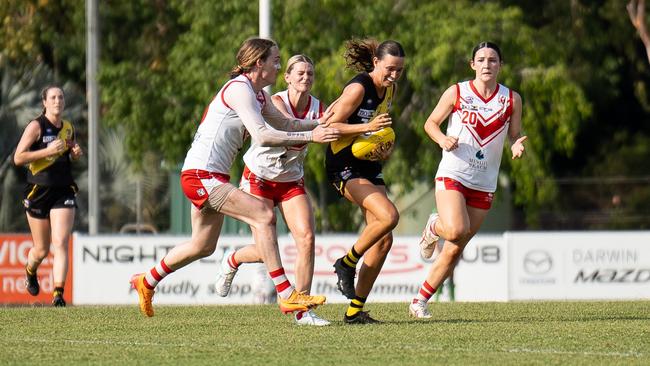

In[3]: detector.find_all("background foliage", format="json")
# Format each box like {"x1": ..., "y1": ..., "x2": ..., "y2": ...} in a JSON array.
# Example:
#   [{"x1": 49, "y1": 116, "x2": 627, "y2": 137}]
[{"x1": 1, "y1": 0, "x2": 649, "y2": 232}]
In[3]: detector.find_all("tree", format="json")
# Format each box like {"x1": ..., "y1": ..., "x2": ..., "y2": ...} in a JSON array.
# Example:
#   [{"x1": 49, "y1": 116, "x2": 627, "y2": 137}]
[{"x1": 3, "y1": 0, "x2": 648, "y2": 231}]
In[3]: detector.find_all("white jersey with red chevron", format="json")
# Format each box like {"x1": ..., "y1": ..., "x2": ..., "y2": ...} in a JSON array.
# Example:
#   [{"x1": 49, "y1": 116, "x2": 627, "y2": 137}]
[
  {"x1": 436, "y1": 80, "x2": 513, "y2": 192},
  {"x1": 182, "y1": 74, "x2": 263, "y2": 174},
  {"x1": 243, "y1": 90, "x2": 323, "y2": 182}
]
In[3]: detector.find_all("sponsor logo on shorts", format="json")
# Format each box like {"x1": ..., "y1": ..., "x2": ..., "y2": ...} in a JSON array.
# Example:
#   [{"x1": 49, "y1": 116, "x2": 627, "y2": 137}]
[
  {"x1": 340, "y1": 168, "x2": 352, "y2": 181},
  {"x1": 64, "y1": 199, "x2": 75, "y2": 206},
  {"x1": 23, "y1": 199, "x2": 30, "y2": 208},
  {"x1": 197, "y1": 188, "x2": 206, "y2": 197}
]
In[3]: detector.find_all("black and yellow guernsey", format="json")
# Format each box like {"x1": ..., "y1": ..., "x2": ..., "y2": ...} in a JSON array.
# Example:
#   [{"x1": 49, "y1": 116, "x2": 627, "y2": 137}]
[
  {"x1": 27, "y1": 114, "x2": 75, "y2": 186},
  {"x1": 325, "y1": 72, "x2": 394, "y2": 176}
]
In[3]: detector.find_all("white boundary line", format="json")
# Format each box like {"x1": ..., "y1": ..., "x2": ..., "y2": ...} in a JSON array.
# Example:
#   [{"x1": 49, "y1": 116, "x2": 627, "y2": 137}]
[
  {"x1": 503, "y1": 347, "x2": 643, "y2": 358},
  {"x1": 11, "y1": 338, "x2": 645, "y2": 358},
  {"x1": 14, "y1": 338, "x2": 194, "y2": 348}
]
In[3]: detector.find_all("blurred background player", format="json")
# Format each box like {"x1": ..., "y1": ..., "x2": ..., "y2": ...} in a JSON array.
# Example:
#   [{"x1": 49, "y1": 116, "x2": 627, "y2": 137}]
[
  {"x1": 410, "y1": 41, "x2": 526, "y2": 318},
  {"x1": 326, "y1": 39, "x2": 405, "y2": 324},
  {"x1": 129, "y1": 38, "x2": 340, "y2": 317},
  {"x1": 215, "y1": 54, "x2": 330, "y2": 326},
  {"x1": 13, "y1": 86, "x2": 83, "y2": 307}
]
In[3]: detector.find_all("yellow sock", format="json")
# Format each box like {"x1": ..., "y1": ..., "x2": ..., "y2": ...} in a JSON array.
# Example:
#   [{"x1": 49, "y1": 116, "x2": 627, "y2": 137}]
[
  {"x1": 342, "y1": 247, "x2": 361, "y2": 268},
  {"x1": 345, "y1": 296, "x2": 366, "y2": 317}
]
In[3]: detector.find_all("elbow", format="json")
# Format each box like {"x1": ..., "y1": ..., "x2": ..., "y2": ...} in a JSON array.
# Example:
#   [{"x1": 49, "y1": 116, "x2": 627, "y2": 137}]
[
  {"x1": 256, "y1": 136, "x2": 273, "y2": 147},
  {"x1": 13, "y1": 154, "x2": 24, "y2": 167},
  {"x1": 254, "y1": 135, "x2": 281, "y2": 147}
]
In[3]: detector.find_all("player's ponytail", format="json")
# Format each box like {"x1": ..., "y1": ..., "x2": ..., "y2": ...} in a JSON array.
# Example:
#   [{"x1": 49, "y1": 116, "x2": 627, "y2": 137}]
[{"x1": 344, "y1": 39, "x2": 405, "y2": 72}]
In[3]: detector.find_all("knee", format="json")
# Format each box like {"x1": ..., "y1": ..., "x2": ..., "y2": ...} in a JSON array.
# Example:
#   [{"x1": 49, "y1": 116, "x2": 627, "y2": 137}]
[
  {"x1": 444, "y1": 225, "x2": 470, "y2": 244},
  {"x1": 380, "y1": 206, "x2": 400, "y2": 231},
  {"x1": 293, "y1": 230, "x2": 315, "y2": 252},
  {"x1": 196, "y1": 246, "x2": 216, "y2": 258},
  {"x1": 50, "y1": 238, "x2": 69, "y2": 251},
  {"x1": 251, "y1": 206, "x2": 276, "y2": 229}
]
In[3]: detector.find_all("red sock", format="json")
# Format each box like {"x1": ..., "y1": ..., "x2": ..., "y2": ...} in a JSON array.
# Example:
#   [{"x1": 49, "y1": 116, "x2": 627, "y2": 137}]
[
  {"x1": 227, "y1": 252, "x2": 240, "y2": 270},
  {"x1": 269, "y1": 268, "x2": 294, "y2": 299},
  {"x1": 144, "y1": 258, "x2": 174, "y2": 289},
  {"x1": 414, "y1": 280, "x2": 436, "y2": 303}
]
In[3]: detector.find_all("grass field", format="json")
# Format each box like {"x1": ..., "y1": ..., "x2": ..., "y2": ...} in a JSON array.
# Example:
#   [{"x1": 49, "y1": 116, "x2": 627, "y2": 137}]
[{"x1": 1, "y1": 301, "x2": 649, "y2": 365}]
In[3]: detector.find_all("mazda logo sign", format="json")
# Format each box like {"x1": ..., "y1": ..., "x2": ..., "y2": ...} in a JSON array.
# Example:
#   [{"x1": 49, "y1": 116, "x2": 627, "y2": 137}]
[{"x1": 523, "y1": 250, "x2": 553, "y2": 275}]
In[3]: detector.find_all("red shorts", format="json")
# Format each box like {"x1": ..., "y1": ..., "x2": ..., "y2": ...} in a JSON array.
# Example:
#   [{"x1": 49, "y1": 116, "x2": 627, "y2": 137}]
[
  {"x1": 180, "y1": 169, "x2": 231, "y2": 209},
  {"x1": 240, "y1": 166, "x2": 305, "y2": 206},
  {"x1": 435, "y1": 177, "x2": 494, "y2": 210}
]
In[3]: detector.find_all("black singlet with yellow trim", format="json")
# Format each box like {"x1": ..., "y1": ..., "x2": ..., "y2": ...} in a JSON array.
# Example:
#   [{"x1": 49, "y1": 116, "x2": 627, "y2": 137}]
[
  {"x1": 325, "y1": 72, "x2": 394, "y2": 181},
  {"x1": 26, "y1": 114, "x2": 75, "y2": 186}
]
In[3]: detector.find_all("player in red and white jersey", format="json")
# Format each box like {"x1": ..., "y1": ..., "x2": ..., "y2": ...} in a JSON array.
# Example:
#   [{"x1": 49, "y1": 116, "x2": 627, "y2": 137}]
[
  {"x1": 215, "y1": 55, "x2": 330, "y2": 326},
  {"x1": 129, "y1": 39, "x2": 340, "y2": 318},
  {"x1": 242, "y1": 56, "x2": 323, "y2": 182},
  {"x1": 436, "y1": 79, "x2": 513, "y2": 192},
  {"x1": 409, "y1": 42, "x2": 527, "y2": 319}
]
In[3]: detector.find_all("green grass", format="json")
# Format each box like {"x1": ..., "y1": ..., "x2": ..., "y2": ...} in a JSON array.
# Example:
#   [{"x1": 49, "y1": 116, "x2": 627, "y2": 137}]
[{"x1": 1, "y1": 301, "x2": 649, "y2": 365}]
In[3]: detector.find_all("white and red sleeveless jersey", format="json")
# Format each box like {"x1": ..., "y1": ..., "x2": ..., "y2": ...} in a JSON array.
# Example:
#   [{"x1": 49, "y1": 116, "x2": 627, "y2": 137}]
[
  {"x1": 182, "y1": 74, "x2": 265, "y2": 174},
  {"x1": 243, "y1": 90, "x2": 323, "y2": 182},
  {"x1": 436, "y1": 80, "x2": 513, "y2": 192}
]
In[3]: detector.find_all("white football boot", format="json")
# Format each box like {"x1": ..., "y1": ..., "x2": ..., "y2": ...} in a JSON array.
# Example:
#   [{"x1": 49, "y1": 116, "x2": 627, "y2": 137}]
[
  {"x1": 215, "y1": 251, "x2": 238, "y2": 297},
  {"x1": 294, "y1": 309, "x2": 331, "y2": 326},
  {"x1": 409, "y1": 300, "x2": 432, "y2": 319},
  {"x1": 419, "y1": 213, "x2": 440, "y2": 260}
]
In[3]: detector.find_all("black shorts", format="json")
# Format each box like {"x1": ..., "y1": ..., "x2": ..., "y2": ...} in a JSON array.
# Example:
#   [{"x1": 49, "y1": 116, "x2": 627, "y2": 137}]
[
  {"x1": 23, "y1": 183, "x2": 78, "y2": 219},
  {"x1": 327, "y1": 166, "x2": 385, "y2": 197}
]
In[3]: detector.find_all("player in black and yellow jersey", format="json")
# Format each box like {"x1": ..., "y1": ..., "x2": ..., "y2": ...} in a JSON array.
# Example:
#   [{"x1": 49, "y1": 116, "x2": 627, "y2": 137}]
[
  {"x1": 13, "y1": 86, "x2": 83, "y2": 307},
  {"x1": 325, "y1": 39, "x2": 405, "y2": 324}
]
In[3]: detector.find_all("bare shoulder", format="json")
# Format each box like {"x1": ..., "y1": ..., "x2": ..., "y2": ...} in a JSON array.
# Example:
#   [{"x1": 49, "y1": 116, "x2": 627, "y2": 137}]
[
  {"x1": 25, "y1": 120, "x2": 41, "y2": 134},
  {"x1": 439, "y1": 84, "x2": 458, "y2": 104},
  {"x1": 16, "y1": 120, "x2": 41, "y2": 149},
  {"x1": 339, "y1": 83, "x2": 365, "y2": 104}
]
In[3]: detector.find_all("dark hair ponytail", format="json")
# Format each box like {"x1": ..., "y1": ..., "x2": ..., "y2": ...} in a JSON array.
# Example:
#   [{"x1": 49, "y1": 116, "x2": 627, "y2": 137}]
[{"x1": 344, "y1": 39, "x2": 405, "y2": 72}]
